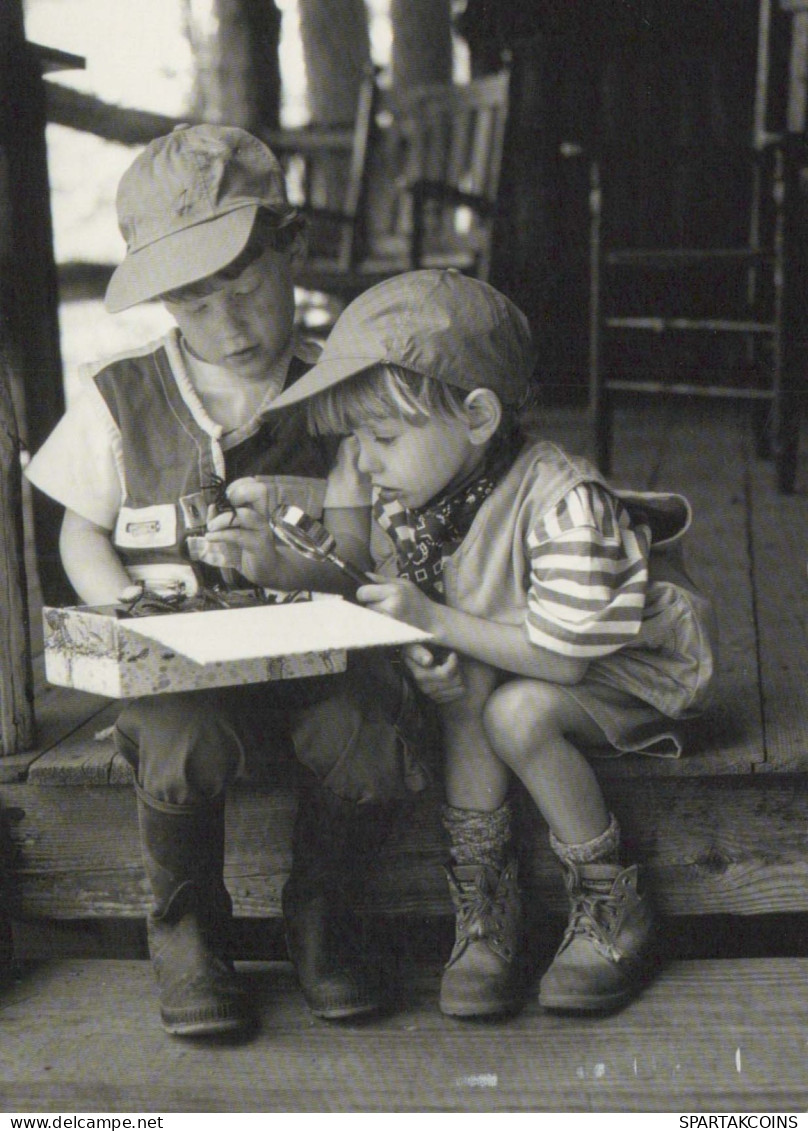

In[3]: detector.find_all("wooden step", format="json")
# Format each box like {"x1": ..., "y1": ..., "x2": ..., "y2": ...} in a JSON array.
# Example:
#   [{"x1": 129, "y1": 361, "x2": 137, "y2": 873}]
[
  {"x1": 2, "y1": 957, "x2": 807, "y2": 1112},
  {"x1": 5, "y1": 753, "x2": 808, "y2": 921}
]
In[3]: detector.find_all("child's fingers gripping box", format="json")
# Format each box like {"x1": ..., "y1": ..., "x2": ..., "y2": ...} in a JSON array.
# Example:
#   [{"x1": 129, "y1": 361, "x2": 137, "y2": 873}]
[{"x1": 43, "y1": 594, "x2": 433, "y2": 698}]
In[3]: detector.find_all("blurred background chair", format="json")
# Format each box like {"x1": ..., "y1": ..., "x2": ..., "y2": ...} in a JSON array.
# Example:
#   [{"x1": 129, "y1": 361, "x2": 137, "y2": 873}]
[
  {"x1": 587, "y1": 0, "x2": 806, "y2": 492},
  {"x1": 266, "y1": 66, "x2": 510, "y2": 327},
  {"x1": 379, "y1": 66, "x2": 511, "y2": 284}
]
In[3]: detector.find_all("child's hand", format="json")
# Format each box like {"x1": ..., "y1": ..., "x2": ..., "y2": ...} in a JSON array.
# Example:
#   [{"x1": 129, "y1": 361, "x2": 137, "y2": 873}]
[
  {"x1": 200, "y1": 477, "x2": 281, "y2": 582},
  {"x1": 402, "y1": 643, "x2": 466, "y2": 703},
  {"x1": 355, "y1": 575, "x2": 438, "y2": 634}
]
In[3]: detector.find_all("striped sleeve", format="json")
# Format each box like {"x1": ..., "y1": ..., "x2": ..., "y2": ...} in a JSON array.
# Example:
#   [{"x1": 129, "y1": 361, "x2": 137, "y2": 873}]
[{"x1": 525, "y1": 483, "x2": 651, "y2": 658}]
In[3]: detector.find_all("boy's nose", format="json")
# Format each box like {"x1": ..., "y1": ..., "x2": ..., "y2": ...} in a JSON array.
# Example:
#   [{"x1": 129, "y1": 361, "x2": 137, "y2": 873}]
[
  {"x1": 355, "y1": 445, "x2": 378, "y2": 475},
  {"x1": 222, "y1": 297, "x2": 247, "y2": 329}
]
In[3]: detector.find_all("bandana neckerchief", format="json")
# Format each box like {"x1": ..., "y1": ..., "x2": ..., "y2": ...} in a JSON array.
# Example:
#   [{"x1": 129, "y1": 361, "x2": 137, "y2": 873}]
[{"x1": 372, "y1": 431, "x2": 520, "y2": 601}]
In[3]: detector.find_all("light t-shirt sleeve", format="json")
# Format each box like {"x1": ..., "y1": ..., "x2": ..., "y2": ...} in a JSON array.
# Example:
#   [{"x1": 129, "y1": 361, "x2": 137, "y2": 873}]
[
  {"x1": 322, "y1": 434, "x2": 371, "y2": 509},
  {"x1": 525, "y1": 482, "x2": 651, "y2": 658},
  {"x1": 24, "y1": 379, "x2": 123, "y2": 530}
]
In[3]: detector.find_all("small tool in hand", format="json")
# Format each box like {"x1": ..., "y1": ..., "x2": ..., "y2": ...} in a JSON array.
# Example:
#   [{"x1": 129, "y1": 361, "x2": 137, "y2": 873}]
[
  {"x1": 269, "y1": 503, "x2": 372, "y2": 587},
  {"x1": 269, "y1": 504, "x2": 449, "y2": 664}
]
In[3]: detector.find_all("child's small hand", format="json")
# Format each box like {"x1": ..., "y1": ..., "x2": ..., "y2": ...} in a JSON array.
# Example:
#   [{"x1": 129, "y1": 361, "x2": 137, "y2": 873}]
[
  {"x1": 355, "y1": 575, "x2": 438, "y2": 634},
  {"x1": 402, "y1": 643, "x2": 466, "y2": 703},
  {"x1": 201, "y1": 477, "x2": 280, "y2": 581}
]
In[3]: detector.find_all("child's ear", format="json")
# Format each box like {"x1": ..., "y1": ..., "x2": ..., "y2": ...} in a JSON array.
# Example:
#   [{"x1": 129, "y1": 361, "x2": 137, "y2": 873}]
[{"x1": 463, "y1": 388, "x2": 502, "y2": 446}]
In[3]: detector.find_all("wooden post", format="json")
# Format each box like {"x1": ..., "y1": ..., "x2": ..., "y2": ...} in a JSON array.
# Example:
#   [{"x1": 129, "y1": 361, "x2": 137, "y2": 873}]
[
  {"x1": 185, "y1": 0, "x2": 282, "y2": 131},
  {"x1": 0, "y1": 4, "x2": 82, "y2": 606},
  {"x1": 0, "y1": 355, "x2": 34, "y2": 755},
  {"x1": 390, "y1": 0, "x2": 452, "y2": 91}
]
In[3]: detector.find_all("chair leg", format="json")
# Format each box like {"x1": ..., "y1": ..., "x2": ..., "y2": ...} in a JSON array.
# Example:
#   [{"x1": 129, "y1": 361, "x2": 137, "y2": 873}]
[
  {"x1": 588, "y1": 157, "x2": 611, "y2": 476},
  {"x1": 752, "y1": 402, "x2": 772, "y2": 461},
  {"x1": 591, "y1": 390, "x2": 613, "y2": 476},
  {"x1": 775, "y1": 404, "x2": 800, "y2": 494}
]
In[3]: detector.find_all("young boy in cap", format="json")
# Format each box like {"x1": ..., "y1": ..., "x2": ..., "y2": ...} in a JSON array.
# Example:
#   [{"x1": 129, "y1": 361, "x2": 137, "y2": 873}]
[
  {"x1": 25, "y1": 125, "x2": 430, "y2": 1038},
  {"x1": 247, "y1": 268, "x2": 717, "y2": 1019}
]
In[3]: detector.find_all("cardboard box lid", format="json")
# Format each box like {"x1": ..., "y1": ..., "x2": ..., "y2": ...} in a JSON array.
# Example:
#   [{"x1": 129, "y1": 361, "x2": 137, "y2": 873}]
[{"x1": 124, "y1": 599, "x2": 432, "y2": 664}]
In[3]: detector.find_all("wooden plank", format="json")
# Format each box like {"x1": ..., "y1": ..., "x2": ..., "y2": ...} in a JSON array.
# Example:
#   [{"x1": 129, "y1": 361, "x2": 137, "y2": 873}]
[
  {"x1": 5, "y1": 773, "x2": 808, "y2": 920},
  {"x1": 0, "y1": 658, "x2": 113, "y2": 783},
  {"x1": 0, "y1": 311, "x2": 35, "y2": 758},
  {"x1": 0, "y1": 692, "x2": 113, "y2": 784},
  {"x1": 44, "y1": 83, "x2": 186, "y2": 146},
  {"x1": 1, "y1": 14, "x2": 72, "y2": 609},
  {"x1": 0, "y1": 958, "x2": 806, "y2": 1112},
  {"x1": 748, "y1": 421, "x2": 808, "y2": 770},
  {"x1": 27, "y1": 704, "x2": 125, "y2": 785}
]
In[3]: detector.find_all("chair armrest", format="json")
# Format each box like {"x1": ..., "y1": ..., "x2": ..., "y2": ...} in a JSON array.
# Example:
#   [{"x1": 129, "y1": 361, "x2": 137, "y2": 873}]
[
  {"x1": 260, "y1": 125, "x2": 355, "y2": 157},
  {"x1": 301, "y1": 204, "x2": 355, "y2": 226},
  {"x1": 409, "y1": 179, "x2": 495, "y2": 217}
]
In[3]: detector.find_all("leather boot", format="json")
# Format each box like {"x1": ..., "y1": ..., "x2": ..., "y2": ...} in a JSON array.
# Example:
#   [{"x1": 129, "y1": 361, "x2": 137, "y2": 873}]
[
  {"x1": 439, "y1": 861, "x2": 524, "y2": 1018},
  {"x1": 282, "y1": 780, "x2": 387, "y2": 1019},
  {"x1": 539, "y1": 861, "x2": 656, "y2": 1013},
  {"x1": 137, "y1": 793, "x2": 252, "y2": 1037}
]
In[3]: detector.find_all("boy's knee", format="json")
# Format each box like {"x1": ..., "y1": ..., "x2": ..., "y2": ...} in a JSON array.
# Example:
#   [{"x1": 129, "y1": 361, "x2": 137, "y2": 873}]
[
  {"x1": 484, "y1": 679, "x2": 568, "y2": 752},
  {"x1": 115, "y1": 693, "x2": 243, "y2": 804}
]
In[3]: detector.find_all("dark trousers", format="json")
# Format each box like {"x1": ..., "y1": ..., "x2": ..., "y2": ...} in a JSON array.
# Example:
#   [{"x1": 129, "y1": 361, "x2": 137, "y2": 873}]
[{"x1": 115, "y1": 655, "x2": 431, "y2": 810}]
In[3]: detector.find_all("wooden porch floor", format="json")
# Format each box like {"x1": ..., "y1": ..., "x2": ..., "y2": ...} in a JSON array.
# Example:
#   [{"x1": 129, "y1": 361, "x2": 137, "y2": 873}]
[
  {"x1": 5, "y1": 397, "x2": 808, "y2": 1112},
  {"x1": 0, "y1": 956, "x2": 806, "y2": 1113}
]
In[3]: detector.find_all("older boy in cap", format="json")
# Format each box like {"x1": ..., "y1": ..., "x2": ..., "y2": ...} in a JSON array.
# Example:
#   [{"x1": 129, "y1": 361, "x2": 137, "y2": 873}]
[{"x1": 26, "y1": 125, "x2": 429, "y2": 1037}]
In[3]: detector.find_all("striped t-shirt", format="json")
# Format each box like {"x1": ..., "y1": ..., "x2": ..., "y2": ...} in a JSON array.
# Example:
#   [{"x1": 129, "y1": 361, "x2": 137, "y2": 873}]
[{"x1": 526, "y1": 482, "x2": 651, "y2": 658}]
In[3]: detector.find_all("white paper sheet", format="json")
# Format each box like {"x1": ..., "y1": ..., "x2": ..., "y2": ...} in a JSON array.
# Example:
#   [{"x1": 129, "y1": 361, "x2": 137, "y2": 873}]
[{"x1": 125, "y1": 599, "x2": 432, "y2": 664}]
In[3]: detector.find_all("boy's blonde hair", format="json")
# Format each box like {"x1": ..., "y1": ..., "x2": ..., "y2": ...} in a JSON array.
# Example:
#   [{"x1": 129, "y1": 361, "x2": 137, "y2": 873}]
[
  {"x1": 307, "y1": 363, "x2": 529, "y2": 457},
  {"x1": 307, "y1": 364, "x2": 469, "y2": 435}
]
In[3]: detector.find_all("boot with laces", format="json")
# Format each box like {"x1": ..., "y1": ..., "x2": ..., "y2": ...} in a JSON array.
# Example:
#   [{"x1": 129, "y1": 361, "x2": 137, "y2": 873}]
[
  {"x1": 539, "y1": 860, "x2": 656, "y2": 1013},
  {"x1": 439, "y1": 861, "x2": 524, "y2": 1017}
]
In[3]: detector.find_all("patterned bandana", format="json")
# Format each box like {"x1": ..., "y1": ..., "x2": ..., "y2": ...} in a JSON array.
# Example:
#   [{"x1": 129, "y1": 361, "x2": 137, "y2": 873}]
[{"x1": 373, "y1": 432, "x2": 519, "y2": 601}]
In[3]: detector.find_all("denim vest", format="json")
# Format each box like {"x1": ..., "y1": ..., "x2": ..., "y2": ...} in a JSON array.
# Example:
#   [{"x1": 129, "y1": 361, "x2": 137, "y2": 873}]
[
  {"x1": 371, "y1": 439, "x2": 716, "y2": 719},
  {"x1": 93, "y1": 330, "x2": 335, "y2": 594}
]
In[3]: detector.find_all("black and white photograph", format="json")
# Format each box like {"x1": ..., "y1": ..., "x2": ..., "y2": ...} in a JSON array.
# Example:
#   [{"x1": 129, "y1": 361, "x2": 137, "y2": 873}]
[{"x1": 0, "y1": 0, "x2": 807, "y2": 1119}]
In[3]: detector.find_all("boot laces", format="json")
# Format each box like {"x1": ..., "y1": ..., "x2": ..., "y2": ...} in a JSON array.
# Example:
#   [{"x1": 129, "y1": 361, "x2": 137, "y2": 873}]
[
  {"x1": 457, "y1": 888, "x2": 503, "y2": 940},
  {"x1": 562, "y1": 878, "x2": 624, "y2": 963}
]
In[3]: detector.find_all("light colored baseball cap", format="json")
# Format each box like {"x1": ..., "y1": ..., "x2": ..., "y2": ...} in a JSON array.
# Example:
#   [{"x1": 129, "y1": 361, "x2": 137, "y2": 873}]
[
  {"x1": 105, "y1": 123, "x2": 297, "y2": 312},
  {"x1": 267, "y1": 269, "x2": 536, "y2": 410}
]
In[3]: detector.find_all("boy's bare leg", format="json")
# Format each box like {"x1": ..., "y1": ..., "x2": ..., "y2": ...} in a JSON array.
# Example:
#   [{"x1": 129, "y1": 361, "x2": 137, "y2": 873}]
[
  {"x1": 482, "y1": 679, "x2": 610, "y2": 845},
  {"x1": 436, "y1": 660, "x2": 525, "y2": 1017},
  {"x1": 440, "y1": 659, "x2": 509, "y2": 811},
  {"x1": 484, "y1": 679, "x2": 656, "y2": 1013}
]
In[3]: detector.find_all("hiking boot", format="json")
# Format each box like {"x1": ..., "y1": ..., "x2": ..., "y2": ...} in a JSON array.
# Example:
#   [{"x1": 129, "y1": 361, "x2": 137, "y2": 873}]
[
  {"x1": 439, "y1": 861, "x2": 524, "y2": 1018},
  {"x1": 539, "y1": 861, "x2": 656, "y2": 1013}
]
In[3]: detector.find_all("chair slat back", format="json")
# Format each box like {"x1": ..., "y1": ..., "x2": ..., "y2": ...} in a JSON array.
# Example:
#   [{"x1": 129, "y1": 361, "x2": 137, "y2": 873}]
[
  {"x1": 388, "y1": 69, "x2": 510, "y2": 278},
  {"x1": 262, "y1": 68, "x2": 379, "y2": 272}
]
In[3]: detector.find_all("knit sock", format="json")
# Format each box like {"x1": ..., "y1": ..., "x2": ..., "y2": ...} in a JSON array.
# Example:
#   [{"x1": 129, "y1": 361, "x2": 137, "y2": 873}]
[
  {"x1": 442, "y1": 802, "x2": 513, "y2": 871},
  {"x1": 549, "y1": 812, "x2": 621, "y2": 866}
]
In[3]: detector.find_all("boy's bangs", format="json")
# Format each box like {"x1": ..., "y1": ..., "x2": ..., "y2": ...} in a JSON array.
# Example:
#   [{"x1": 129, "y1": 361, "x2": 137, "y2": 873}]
[{"x1": 307, "y1": 367, "x2": 434, "y2": 435}]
